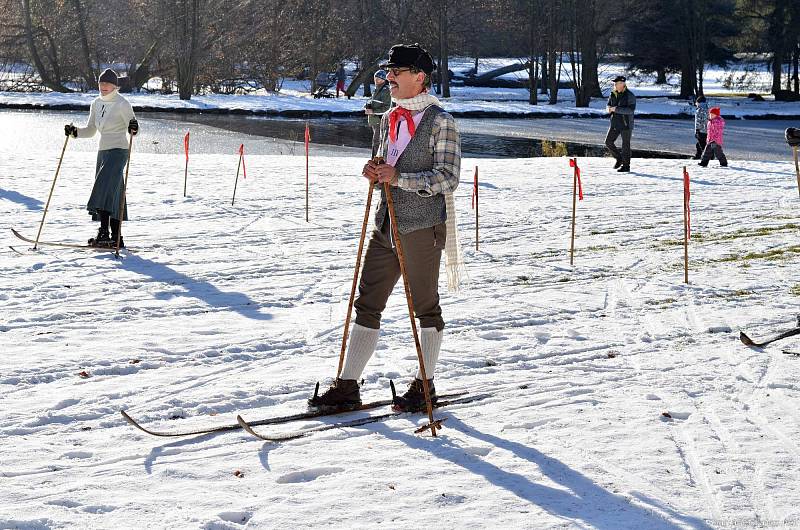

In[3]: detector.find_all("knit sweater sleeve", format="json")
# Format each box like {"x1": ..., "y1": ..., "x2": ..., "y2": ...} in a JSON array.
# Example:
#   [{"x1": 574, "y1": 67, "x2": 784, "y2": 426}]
[
  {"x1": 123, "y1": 98, "x2": 136, "y2": 123},
  {"x1": 396, "y1": 113, "x2": 461, "y2": 197},
  {"x1": 76, "y1": 100, "x2": 98, "y2": 138}
]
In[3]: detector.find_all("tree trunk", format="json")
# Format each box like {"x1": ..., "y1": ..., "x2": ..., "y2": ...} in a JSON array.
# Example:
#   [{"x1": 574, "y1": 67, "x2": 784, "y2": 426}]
[
  {"x1": 547, "y1": 50, "x2": 558, "y2": 104},
  {"x1": 21, "y1": 0, "x2": 69, "y2": 92},
  {"x1": 129, "y1": 41, "x2": 158, "y2": 91},
  {"x1": 575, "y1": 0, "x2": 600, "y2": 107},
  {"x1": 346, "y1": 62, "x2": 380, "y2": 98},
  {"x1": 656, "y1": 67, "x2": 667, "y2": 84},
  {"x1": 540, "y1": 52, "x2": 548, "y2": 94},
  {"x1": 678, "y1": 0, "x2": 697, "y2": 98},
  {"x1": 769, "y1": 0, "x2": 788, "y2": 95},
  {"x1": 528, "y1": 1, "x2": 537, "y2": 106},
  {"x1": 439, "y1": 0, "x2": 450, "y2": 98},
  {"x1": 69, "y1": 0, "x2": 97, "y2": 90},
  {"x1": 473, "y1": 62, "x2": 529, "y2": 81},
  {"x1": 175, "y1": 0, "x2": 202, "y2": 101}
]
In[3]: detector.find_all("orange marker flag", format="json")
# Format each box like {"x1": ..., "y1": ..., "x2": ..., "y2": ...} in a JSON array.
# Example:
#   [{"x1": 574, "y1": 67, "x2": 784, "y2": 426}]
[
  {"x1": 471, "y1": 166, "x2": 478, "y2": 209},
  {"x1": 184, "y1": 131, "x2": 190, "y2": 160},
  {"x1": 683, "y1": 167, "x2": 691, "y2": 239},
  {"x1": 239, "y1": 143, "x2": 247, "y2": 179},
  {"x1": 569, "y1": 158, "x2": 584, "y2": 200}
]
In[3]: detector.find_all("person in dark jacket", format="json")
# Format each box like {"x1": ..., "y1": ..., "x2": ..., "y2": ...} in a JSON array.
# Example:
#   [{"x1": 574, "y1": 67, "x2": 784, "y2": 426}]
[
  {"x1": 604, "y1": 75, "x2": 636, "y2": 172},
  {"x1": 365, "y1": 69, "x2": 392, "y2": 157},
  {"x1": 693, "y1": 95, "x2": 709, "y2": 159}
]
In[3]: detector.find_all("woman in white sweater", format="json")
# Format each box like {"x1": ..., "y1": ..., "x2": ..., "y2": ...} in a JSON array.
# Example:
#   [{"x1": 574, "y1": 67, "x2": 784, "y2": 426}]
[{"x1": 65, "y1": 68, "x2": 138, "y2": 247}]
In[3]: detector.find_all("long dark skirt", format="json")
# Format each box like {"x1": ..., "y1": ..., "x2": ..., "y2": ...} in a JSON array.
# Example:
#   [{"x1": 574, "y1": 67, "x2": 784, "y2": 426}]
[{"x1": 87, "y1": 148, "x2": 128, "y2": 221}]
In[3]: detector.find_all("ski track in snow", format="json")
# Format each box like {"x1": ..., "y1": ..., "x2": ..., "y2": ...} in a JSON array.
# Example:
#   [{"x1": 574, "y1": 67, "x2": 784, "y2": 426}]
[{"x1": 1, "y1": 130, "x2": 799, "y2": 529}]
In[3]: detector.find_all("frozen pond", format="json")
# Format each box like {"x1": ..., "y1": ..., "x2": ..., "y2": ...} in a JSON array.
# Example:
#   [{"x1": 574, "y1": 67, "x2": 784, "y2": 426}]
[{"x1": 2, "y1": 109, "x2": 796, "y2": 160}]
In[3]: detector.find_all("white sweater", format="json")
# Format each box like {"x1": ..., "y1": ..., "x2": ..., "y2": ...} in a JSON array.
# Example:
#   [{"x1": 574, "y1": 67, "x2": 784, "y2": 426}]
[{"x1": 76, "y1": 90, "x2": 136, "y2": 151}]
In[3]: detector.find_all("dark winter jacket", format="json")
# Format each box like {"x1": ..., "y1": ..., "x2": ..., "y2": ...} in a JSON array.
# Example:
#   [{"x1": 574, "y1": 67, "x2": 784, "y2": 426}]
[
  {"x1": 695, "y1": 101, "x2": 709, "y2": 133},
  {"x1": 607, "y1": 89, "x2": 636, "y2": 131},
  {"x1": 367, "y1": 83, "x2": 392, "y2": 127}
]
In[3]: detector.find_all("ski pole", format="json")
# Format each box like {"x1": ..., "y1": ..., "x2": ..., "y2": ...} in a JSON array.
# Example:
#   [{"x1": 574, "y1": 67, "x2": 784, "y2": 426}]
[
  {"x1": 231, "y1": 150, "x2": 242, "y2": 206},
  {"x1": 336, "y1": 176, "x2": 375, "y2": 378},
  {"x1": 338, "y1": 127, "x2": 387, "y2": 377},
  {"x1": 115, "y1": 133, "x2": 134, "y2": 258},
  {"x1": 383, "y1": 180, "x2": 442, "y2": 437},
  {"x1": 570, "y1": 158, "x2": 578, "y2": 265},
  {"x1": 33, "y1": 130, "x2": 71, "y2": 250}
]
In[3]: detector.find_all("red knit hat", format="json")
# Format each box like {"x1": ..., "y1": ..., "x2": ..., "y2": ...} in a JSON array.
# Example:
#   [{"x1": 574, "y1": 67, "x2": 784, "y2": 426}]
[{"x1": 709, "y1": 107, "x2": 721, "y2": 117}]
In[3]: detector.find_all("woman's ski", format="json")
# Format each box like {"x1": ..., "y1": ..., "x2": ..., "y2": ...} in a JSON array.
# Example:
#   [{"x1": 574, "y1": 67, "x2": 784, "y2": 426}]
[{"x1": 11, "y1": 228, "x2": 129, "y2": 253}]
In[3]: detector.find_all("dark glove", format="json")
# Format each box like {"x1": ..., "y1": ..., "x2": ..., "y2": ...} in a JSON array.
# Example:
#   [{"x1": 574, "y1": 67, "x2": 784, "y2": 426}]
[
  {"x1": 128, "y1": 119, "x2": 139, "y2": 135},
  {"x1": 64, "y1": 124, "x2": 77, "y2": 137}
]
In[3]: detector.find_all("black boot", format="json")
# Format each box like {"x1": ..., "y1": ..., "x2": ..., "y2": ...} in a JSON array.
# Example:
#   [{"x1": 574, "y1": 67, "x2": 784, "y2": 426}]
[
  {"x1": 392, "y1": 378, "x2": 437, "y2": 412},
  {"x1": 617, "y1": 165, "x2": 630, "y2": 172},
  {"x1": 110, "y1": 218, "x2": 124, "y2": 248},
  {"x1": 308, "y1": 379, "x2": 361, "y2": 411},
  {"x1": 613, "y1": 158, "x2": 623, "y2": 169},
  {"x1": 88, "y1": 227, "x2": 111, "y2": 247}
]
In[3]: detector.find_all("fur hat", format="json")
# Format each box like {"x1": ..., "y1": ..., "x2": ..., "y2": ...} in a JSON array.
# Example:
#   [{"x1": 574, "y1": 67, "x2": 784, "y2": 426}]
[
  {"x1": 98, "y1": 68, "x2": 119, "y2": 86},
  {"x1": 380, "y1": 43, "x2": 435, "y2": 75},
  {"x1": 709, "y1": 106, "x2": 721, "y2": 117}
]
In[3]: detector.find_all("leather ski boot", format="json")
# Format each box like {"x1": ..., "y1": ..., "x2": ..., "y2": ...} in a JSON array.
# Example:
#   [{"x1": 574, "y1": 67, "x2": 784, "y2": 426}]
[
  {"x1": 392, "y1": 378, "x2": 437, "y2": 412},
  {"x1": 308, "y1": 378, "x2": 361, "y2": 412}
]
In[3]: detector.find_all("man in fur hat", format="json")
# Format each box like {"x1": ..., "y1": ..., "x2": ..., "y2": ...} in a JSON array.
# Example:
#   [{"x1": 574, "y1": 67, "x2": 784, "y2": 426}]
[{"x1": 309, "y1": 44, "x2": 463, "y2": 413}]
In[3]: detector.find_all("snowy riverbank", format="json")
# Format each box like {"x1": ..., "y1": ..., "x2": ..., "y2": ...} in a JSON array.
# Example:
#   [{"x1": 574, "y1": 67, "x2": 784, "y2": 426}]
[{"x1": 2, "y1": 80, "x2": 800, "y2": 120}]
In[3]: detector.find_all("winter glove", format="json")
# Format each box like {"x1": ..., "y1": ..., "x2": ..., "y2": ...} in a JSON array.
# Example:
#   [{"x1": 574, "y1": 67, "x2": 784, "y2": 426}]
[
  {"x1": 128, "y1": 119, "x2": 139, "y2": 135},
  {"x1": 786, "y1": 127, "x2": 800, "y2": 147},
  {"x1": 64, "y1": 124, "x2": 78, "y2": 137}
]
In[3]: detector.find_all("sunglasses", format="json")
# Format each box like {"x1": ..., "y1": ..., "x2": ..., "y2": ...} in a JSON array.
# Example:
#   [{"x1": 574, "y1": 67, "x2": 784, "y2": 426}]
[{"x1": 384, "y1": 67, "x2": 414, "y2": 77}]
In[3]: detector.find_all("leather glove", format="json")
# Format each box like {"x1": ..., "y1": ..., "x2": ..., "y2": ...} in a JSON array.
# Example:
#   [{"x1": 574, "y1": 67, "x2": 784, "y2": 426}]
[
  {"x1": 128, "y1": 119, "x2": 139, "y2": 135},
  {"x1": 64, "y1": 124, "x2": 78, "y2": 137}
]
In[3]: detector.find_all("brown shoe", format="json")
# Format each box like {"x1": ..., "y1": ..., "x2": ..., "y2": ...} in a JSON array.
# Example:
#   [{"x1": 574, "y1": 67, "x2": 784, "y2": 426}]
[
  {"x1": 308, "y1": 379, "x2": 361, "y2": 411},
  {"x1": 392, "y1": 378, "x2": 437, "y2": 412}
]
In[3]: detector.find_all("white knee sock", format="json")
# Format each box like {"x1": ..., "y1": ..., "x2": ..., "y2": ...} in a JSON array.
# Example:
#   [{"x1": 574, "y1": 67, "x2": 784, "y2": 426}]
[
  {"x1": 416, "y1": 328, "x2": 443, "y2": 380},
  {"x1": 340, "y1": 324, "x2": 380, "y2": 380}
]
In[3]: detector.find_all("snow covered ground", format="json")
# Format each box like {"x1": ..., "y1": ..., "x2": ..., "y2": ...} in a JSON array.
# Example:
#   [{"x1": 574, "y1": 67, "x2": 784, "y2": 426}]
[{"x1": 1, "y1": 124, "x2": 800, "y2": 528}]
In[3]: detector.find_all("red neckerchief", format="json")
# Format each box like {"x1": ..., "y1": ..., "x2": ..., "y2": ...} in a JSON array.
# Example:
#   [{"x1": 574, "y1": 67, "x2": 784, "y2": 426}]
[{"x1": 388, "y1": 107, "x2": 416, "y2": 142}]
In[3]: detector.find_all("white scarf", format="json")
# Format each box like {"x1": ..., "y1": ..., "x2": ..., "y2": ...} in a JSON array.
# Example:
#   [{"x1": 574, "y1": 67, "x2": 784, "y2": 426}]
[
  {"x1": 100, "y1": 89, "x2": 119, "y2": 102},
  {"x1": 390, "y1": 91, "x2": 464, "y2": 293},
  {"x1": 392, "y1": 92, "x2": 441, "y2": 111}
]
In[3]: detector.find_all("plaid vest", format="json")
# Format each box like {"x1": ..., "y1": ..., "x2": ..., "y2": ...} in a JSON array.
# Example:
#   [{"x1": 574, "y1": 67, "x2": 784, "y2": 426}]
[{"x1": 375, "y1": 106, "x2": 447, "y2": 234}]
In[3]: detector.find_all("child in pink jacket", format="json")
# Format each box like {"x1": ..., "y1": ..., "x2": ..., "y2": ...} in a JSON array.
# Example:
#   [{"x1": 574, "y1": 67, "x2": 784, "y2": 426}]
[{"x1": 698, "y1": 107, "x2": 728, "y2": 167}]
